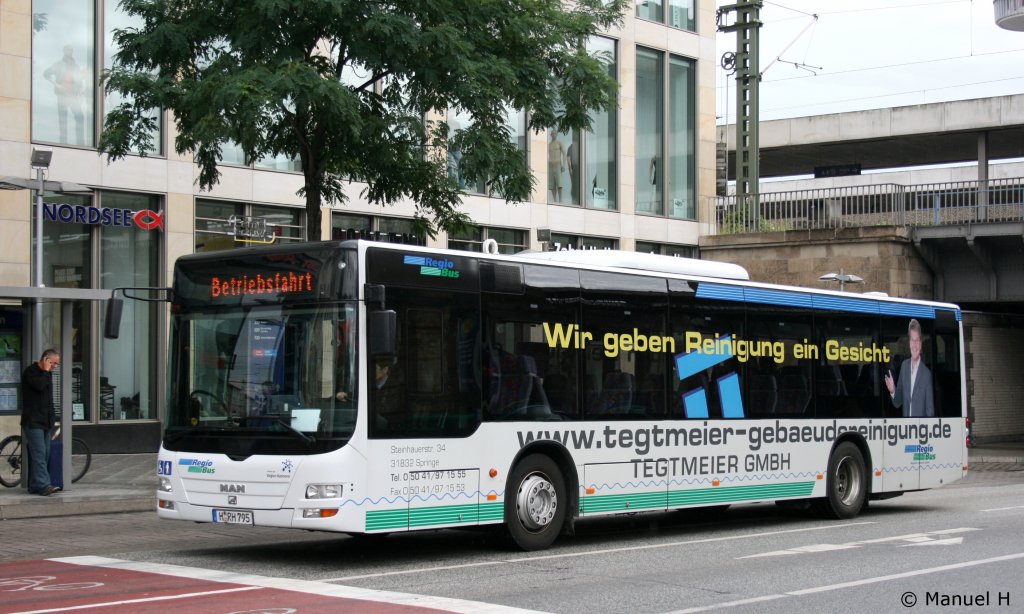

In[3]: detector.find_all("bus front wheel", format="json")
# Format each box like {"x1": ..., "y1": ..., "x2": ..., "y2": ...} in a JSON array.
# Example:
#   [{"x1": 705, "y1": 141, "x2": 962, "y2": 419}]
[
  {"x1": 505, "y1": 454, "x2": 566, "y2": 551},
  {"x1": 813, "y1": 442, "x2": 867, "y2": 519}
]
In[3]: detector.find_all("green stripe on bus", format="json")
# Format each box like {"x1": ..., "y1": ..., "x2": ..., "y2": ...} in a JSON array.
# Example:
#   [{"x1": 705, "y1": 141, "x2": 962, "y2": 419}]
[
  {"x1": 582, "y1": 482, "x2": 816, "y2": 514},
  {"x1": 365, "y1": 501, "x2": 506, "y2": 531}
]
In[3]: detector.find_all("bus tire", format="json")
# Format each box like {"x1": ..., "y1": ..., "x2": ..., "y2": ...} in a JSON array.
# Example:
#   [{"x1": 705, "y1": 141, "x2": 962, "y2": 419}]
[
  {"x1": 813, "y1": 442, "x2": 867, "y2": 519},
  {"x1": 505, "y1": 454, "x2": 566, "y2": 551}
]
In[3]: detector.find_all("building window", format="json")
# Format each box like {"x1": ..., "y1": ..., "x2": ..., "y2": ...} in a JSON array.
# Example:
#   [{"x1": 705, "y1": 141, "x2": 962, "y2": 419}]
[
  {"x1": 548, "y1": 36, "x2": 617, "y2": 211},
  {"x1": 100, "y1": 192, "x2": 161, "y2": 422},
  {"x1": 448, "y1": 226, "x2": 527, "y2": 254},
  {"x1": 549, "y1": 233, "x2": 617, "y2": 252},
  {"x1": 195, "y1": 199, "x2": 305, "y2": 253},
  {"x1": 668, "y1": 55, "x2": 696, "y2": 219},
  {"x1": 32, "y1": 0, "x2": 96, "y2": 147},
  {"x1": 31, "y1": 1, "x2": 164, "y2": 152},
  {"x1": 637, "y1": 0, "x2": 696, "y2": 32},
  {"x1": 636, "y1": 48, "x2": 696, "y2": 220},
  {"x1": 33, "y1": 190, "x2": 162, "y2": 423},
  {"x1": 104, "y1": 3, "x2": 162, "y2": 154},
  {"x1": 636, "y1": 48, "x2": 664, "y2": 215},
  {"x1": 331, "y1": 212, "x2": 424, "y2": 244},
  {"x1": 635, "y1": 241, "x2": 698, "y2": 258},
  {"x1": 448, "y1": 106, "x2": 528, "y2": 198}
]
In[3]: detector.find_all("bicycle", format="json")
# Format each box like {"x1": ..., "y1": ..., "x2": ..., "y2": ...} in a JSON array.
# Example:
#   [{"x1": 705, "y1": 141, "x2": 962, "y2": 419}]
[{"x1": 0, "y1": 430, "x2": 92, "y2": 488}]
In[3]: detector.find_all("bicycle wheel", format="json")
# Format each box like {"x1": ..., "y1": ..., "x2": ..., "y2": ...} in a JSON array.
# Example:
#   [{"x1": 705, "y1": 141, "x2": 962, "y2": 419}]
[
  {"x1": 0, "y1": 435, "x2": 22, "y2": 488},
  {"x1": 71, "y1": 438, "x2": 91, "y2": 484}
]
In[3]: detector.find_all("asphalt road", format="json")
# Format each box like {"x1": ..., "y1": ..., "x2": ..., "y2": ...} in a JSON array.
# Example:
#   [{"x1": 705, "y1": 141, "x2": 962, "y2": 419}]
[{"x1": 2, "y1": 467, "x2": 1022, "y2": 613}]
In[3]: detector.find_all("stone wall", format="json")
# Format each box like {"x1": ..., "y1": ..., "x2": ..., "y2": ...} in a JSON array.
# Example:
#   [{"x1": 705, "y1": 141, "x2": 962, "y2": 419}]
[
  {"x1": 965, "y1": 312, "x2": 1024, "y2": 442},
  {"x1": 699, "y1": 225, "x2": 933, "y2": 298}
]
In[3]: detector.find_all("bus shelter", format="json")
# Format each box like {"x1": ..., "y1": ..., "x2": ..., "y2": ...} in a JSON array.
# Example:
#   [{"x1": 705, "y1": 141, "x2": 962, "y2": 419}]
[{"x1": 0, "y1": 286, "x2": 112, "y2": 491}]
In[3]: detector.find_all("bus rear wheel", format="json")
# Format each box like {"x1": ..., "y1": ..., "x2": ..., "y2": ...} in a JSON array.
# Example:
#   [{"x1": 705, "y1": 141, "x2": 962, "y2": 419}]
[
  {"x1": 813, "y1": 442, "x2": 867, "y2": 519},
  {"x1": 505, "y1": 454, "x2": 566, "y2": 551}
]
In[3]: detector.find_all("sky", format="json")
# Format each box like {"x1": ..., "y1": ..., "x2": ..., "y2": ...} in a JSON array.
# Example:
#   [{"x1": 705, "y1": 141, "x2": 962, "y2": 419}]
[{"x1": 716, "y1": 0, "x2": 1024, "y2": 124}]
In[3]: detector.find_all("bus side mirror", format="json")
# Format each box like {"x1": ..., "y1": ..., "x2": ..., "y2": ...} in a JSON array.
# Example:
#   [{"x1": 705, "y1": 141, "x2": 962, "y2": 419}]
[
  {"x1": 104, "y1": 298, "x2": 124, "y2": 339},
  {"x1": 369, "y1": 310, "x2": 397, "y2": 357}
]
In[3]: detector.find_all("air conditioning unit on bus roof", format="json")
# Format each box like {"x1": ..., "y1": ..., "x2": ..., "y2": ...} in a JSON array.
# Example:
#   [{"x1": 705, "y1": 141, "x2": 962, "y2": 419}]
[{"x1": 518, "y1": 250, "x2": 749, "y2": 280}]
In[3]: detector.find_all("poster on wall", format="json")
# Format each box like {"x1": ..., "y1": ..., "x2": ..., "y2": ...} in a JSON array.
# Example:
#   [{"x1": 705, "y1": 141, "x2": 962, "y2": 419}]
[
  {"x1": 0, "y1": 360, "x2": 19, "y2": 385},
  {"x1": 0, "y1": 388, "x2": 16, "y2": 411},
  {"x1": 0, "y1": 307, "x2": 25, "y2": 413}
]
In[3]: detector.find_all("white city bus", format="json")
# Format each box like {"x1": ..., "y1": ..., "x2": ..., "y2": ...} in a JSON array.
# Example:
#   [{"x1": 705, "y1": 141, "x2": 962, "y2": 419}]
[{"x1": 156, "y1": 239, "x2": 967, "y2": 550}]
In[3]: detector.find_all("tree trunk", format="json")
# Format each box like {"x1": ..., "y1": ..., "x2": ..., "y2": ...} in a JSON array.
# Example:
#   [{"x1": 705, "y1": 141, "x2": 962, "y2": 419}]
[{"x1": 305, "y1": 185, "x2": 323, "y2": 241}]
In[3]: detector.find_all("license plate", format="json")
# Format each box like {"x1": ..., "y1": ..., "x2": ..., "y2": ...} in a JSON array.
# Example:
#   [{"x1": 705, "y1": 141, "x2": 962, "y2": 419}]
[{"x1": 212, "y1": 509, "x2": 254, "y2": 525}]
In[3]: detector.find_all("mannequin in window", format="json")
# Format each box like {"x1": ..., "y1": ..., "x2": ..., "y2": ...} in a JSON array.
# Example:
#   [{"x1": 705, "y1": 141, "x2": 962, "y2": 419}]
[
  {"x1": 547, "y1": 130, "x2": 567, "y2": 203},
  {"x1": 43, "y1": 45, "x2": 86, "y2": 146}
]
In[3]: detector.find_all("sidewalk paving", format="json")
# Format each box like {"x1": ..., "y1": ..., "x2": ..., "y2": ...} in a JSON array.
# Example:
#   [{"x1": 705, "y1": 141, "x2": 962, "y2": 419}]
[{"x1": 2, "y1": 443, "x2": 1022, "y2": 520}]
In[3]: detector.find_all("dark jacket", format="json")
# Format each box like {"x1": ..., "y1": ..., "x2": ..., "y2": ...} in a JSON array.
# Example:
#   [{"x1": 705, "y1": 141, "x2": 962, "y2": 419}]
[{"x1": 21, "y1": 362, "x2": 56, "y2": 430}]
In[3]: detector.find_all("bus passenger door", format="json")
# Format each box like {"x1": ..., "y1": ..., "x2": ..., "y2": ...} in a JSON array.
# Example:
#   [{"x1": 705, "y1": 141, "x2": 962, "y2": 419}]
[
  {"x1": 581, "y1": 462, "x2": 667, "y2": 517},
  {"x1": 406, "y1": 468, "x2": 481, "y2": 530}
]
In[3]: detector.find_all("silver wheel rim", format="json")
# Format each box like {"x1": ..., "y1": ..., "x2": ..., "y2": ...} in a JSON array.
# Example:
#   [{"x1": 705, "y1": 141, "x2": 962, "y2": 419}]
[
  {"x1": 516, "y1": 473, "x2": 558, "y2": 531},
  {"x1": 834, "y1": 456, "x2": 862, "y2": 506}
]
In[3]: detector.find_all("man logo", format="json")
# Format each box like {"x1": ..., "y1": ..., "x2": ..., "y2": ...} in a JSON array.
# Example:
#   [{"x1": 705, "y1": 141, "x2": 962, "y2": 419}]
[
  {"x1": 220, "y1": 483, "x2": 245, "y2": 494},
  {"x1": 228, "y1": 495, "x2": 237, "y2": 505}
]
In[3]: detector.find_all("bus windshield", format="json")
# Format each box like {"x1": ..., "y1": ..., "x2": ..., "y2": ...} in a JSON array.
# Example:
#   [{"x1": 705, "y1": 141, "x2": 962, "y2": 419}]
[{"x1": 165, "y1": 302, "x2": 358, "y2": 455}]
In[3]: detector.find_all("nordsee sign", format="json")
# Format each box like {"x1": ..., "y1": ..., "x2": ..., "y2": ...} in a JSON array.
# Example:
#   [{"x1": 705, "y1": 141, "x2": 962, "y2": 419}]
[{"x1": 42, "y1": 202, "x2": 164, "y2": 231}]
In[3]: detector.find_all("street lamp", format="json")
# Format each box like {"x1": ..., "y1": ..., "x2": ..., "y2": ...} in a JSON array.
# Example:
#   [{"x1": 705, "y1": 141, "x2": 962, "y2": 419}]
[
  {"x1": 819, "y1": 268, "x2": 864, "y2": 292},
  {"x1": 0, "y1": 149, "x2": 93, "y2": 358}
]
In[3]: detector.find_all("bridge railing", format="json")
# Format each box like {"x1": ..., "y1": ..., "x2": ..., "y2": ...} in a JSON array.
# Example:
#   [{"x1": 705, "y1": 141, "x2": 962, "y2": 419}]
[{"x1": 713, "y1": 177, "x2": 1024, "y2": 234}]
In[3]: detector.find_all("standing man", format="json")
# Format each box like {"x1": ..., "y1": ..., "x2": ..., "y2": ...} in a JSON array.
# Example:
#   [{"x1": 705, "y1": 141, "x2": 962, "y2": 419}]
[
  {"x1": 21, "y1": 349, "x2": 61, "y2": 496},
  {"x1": 884, "y1": 319, "x2": 935, "y2": 417}
]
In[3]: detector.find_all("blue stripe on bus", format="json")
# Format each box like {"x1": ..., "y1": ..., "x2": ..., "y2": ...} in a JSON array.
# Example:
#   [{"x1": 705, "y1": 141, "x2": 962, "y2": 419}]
[
  {"x1": 695, "y1": 283, "x2": 745, "y2": 302},
  {"x1": 744, "y1": 288, "x2": 813, "y2": 308},
  {"x1": 683, "y1": 387, "x2": 709, "y2": 419},
  {"x1": 811, "y1": 295, "x2": 879, "y2": 314},
  {"x1": 880, "y1": 304, "x2": 935, "y2": 319},
  {"x1": 675, "y1": 337, "x2": 734, "y2": 380},
  {"x1": 696, "y1": 282, "x2": 946, "y2": 320},
  {"x1": 717, "y1": 372, "x2": 745, "y2": 419}
]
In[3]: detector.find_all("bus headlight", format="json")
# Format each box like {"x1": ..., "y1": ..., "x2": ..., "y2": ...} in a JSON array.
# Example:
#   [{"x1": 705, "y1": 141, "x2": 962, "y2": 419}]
[
  {"x1": 305, "y1": 483, "x2": 342, "y2": 499},
  {"x1": 159, "y1": 477, "x2": 172, "y2": 493}
]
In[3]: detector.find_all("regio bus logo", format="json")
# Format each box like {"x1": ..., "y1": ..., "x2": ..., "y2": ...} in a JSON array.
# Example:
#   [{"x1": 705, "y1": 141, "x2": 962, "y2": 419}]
[{"x1": 403, "y1": 255, "x2": 460, "y2": 278}]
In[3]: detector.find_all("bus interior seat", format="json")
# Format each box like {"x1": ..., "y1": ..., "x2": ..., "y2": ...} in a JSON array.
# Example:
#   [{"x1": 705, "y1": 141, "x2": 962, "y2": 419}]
[
  {"x1": 816, "y1": 365, "x2": 848, "y2": 397},
  {"x1": 777, "y1": 370, "x2": 810, "y2": 415},
  {"x1": 594, "y1": 371, "x2": 634, "y2": 415},
  {"x1": 491, "y1": 351, "x2": 547, "y2": 417},
  {"x1": 749, "y1": 374, "x2": 778, "y2": 414}
]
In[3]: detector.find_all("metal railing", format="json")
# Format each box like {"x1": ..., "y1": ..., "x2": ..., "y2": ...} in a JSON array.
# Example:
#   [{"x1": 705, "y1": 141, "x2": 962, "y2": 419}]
[{"x1": 713, "y1": 177, "x2": 1024, "y2": 234}]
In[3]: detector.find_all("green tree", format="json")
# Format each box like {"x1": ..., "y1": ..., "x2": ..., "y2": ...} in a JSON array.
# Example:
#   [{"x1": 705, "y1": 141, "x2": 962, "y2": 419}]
[{"x1": 100, "y1": 0, "x2": 627, "y2": 239}]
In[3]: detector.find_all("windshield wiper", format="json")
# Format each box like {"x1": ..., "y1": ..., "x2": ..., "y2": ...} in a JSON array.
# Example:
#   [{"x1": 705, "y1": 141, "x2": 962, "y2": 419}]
[
  {"x1": 275, "y1": 418, "x2": 316, "y2": 447},
  {"x1": 231, "y1": 414, "x2": 315, "y2": 447}
]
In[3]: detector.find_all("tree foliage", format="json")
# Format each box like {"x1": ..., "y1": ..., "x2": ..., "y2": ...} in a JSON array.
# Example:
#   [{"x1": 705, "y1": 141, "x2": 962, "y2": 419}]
[{"x1": 101, "y1": 0, "x2": 628, "y2": 239}]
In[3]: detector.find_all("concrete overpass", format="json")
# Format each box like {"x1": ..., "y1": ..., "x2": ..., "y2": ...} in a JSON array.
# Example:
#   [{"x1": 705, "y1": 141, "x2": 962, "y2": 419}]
[
  {"x1": 714, "y1": 94, "x2": 1024, "y2": 313},
  {"x1": 718, "y1": 94, "x2": 1024, "y2": 179}
]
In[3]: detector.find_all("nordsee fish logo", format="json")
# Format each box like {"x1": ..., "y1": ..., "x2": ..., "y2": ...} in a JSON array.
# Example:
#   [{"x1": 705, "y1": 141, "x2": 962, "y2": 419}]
[{"x1": 403, "y1": 255, "x2": 461, "y2": 278}]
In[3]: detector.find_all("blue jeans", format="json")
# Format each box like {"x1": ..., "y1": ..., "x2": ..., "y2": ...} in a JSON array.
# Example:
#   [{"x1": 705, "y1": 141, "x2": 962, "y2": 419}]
[{"x1": 23, "y1": 427, "x2": 52, "y2": 493}]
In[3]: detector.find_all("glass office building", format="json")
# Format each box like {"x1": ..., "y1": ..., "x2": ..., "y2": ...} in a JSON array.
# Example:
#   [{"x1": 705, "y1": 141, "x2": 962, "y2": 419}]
[{"x1": 0, "y1": 0, "x2": 717, "y2": 451}]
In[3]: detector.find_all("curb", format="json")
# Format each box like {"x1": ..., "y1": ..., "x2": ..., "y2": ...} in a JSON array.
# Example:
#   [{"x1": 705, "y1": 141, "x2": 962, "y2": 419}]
[{"x1": 0, "y1": 496, "x2": 154, "y2": 520}]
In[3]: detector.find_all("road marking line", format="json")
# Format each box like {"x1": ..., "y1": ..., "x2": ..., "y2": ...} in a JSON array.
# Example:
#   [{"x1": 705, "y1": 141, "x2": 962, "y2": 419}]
[
  {"x1": 742, "y1": 527, "x2": 978, "y2": 558},
  {"x1": 982, "y1": 505, "x2": 1024, "y2": 512},
  {"x1": 11, "y1": 586, "x2": 262, "y2": 614},
  {"x1": 325, "y1": 522, "x2": 874, "y2": 582},
  {"x1": 665, "y1": 551, "x2": 1024, "y2": 613},
  {"x1": 53, "y1": 557, "x2": 548, "y2": 614}
]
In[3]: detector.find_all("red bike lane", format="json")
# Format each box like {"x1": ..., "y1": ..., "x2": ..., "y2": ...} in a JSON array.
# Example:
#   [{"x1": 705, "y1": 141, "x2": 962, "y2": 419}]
[{"x1": 0, "y1": 558, "x2": 512, "y2": 614}]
